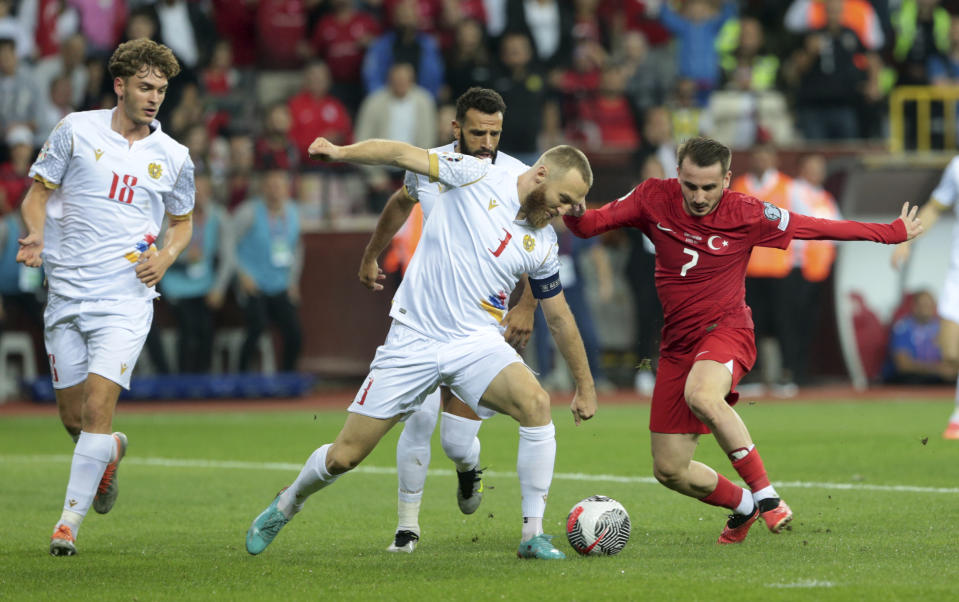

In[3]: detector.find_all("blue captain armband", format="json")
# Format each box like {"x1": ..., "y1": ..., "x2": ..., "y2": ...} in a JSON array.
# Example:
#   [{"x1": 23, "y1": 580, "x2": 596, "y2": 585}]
[{"x1": 529, "y1": 272, "x2": 563, "y2": 299}]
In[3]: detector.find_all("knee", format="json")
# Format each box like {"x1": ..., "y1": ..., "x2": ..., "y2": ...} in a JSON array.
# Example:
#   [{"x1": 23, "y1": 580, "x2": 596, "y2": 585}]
[
  {"x1": 515, "y1": 388, "x2": 551, "y2": 426},
  {"x1": 325, "y1": 444, "x2": 362, "y2": 475},
  {"x1": 684, "y1": 387, "x2": 724, "y2": 426},
  {"x1": 652, "y1": 458, "x2": 686, "y2": 489}
]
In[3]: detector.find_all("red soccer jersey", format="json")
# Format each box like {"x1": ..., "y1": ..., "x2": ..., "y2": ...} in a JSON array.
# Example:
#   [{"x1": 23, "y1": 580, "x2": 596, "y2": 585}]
[
  {"x1": 564, "y1": 178, "x2": 907, "y2": 354},
  {"x1": 311, "y1": 12, "x2": 382, "y2": 84}
]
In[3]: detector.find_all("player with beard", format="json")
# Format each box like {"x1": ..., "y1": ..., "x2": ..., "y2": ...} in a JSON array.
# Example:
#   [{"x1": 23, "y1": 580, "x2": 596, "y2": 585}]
[
  {"x1": 358, "y1": 87, "x2": 536, "y2": 553},
  {"x1": 563, "y1": 137, "x2": 922, "y2": 544},
  {"x1": 246, "y1": 138, "x2": 596, "y2": 560}
]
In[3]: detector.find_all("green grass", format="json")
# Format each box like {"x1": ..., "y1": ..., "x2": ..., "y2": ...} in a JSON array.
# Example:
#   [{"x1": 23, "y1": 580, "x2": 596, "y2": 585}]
[{"x1": 1, "y1": 398, "x2": 957, "y2": 601}]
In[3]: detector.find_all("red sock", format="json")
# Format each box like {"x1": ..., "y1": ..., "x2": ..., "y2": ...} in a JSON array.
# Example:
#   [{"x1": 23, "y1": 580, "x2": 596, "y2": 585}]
[
  {"x1": 730, "y1": 446, "x2": 771, "y2": 492},
  {"x1": 700, "y1": 473, "x2": 744, "y2": 510}
]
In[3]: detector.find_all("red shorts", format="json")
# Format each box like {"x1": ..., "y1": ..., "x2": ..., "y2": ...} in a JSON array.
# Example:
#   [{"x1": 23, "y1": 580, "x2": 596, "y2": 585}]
[{"x1": 649, "y1": 328, "x2": 756, "y2": 435}]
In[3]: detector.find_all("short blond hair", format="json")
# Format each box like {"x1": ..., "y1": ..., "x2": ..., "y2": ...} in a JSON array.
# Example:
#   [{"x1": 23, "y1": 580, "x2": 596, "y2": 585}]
[
  {"x1": 108, "y1": 39, "x2": 181, "y2": 81},
  {"x1": 538, "y1": 145, "x2": 593, "y2": 188}
]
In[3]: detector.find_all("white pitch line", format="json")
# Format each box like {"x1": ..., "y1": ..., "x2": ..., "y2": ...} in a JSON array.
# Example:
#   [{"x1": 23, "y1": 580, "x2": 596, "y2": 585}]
[{"x1": 2, "y1": 454, "x2": 958, "y2": 495}]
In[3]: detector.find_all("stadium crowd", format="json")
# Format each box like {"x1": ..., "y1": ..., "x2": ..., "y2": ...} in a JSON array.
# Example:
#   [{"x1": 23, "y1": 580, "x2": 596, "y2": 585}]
[{"x1": 1, "y1": 0, "x2": 958, "y2": 390}]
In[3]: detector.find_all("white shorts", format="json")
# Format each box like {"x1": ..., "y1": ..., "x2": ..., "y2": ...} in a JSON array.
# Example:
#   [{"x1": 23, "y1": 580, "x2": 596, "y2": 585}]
[
  {"x1": 348, "y1": 321, "x2": 526, "y2": 420},
  {"x1": 940, "y1": 267, "x2": 959, "y2": 325},
  {"x1": 44, "y1": 293, "x2": 153, "y2": 390}
]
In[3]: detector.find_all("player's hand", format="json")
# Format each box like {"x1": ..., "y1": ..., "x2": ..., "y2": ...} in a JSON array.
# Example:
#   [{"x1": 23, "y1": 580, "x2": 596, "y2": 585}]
[
  {"x1": 16, "y1": 232, "x2": 44, "y2": 267},
  {"x1": 899, "y1": 202, "x2": 923, "y2": 241},
  {"x1": 358, "y1": 256, "x2": 386, "y2": 291},
  {"x1": 570, "y1": 384, "x2": 597, "y2": 426},
  {"x1": 501, "y1": 303, "x2": 535, "y2": 350},
  {"x1": 135, "y1": 247, "x2": 174, "y2": 288},
  {"x1": 308, "y1": 137, "x2": 341, "y2": 162},
  {"x1": 890, "y1": 242, "x2": 911, "y2": 270},
  {"x1": 566, "y1": 201, "x2": 586, "y2": 219}
]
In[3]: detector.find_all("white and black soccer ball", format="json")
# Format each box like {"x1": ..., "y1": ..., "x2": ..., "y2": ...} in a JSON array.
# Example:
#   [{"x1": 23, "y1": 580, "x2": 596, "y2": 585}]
[{"x1": 566, "y1": 495, "x2": 631, "y2": 556}]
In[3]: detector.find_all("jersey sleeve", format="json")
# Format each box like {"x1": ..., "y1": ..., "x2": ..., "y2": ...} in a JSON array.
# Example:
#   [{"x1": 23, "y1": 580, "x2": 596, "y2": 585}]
[
  {"x1": 428, "y1": 151, "x2": 490, "y2": 188},
  {"x1": 528, "y1": 238, "x2": 563, "y2": 299},
  {"x1": 402, "y1": 170, "x2": 423, "y2": 202},
  {"x1": 750, "y1": 200, "x2": 794, "y2": 249},
  {"x1": 164, "y1": 154, "x2": 196, "y2": 217},
  {"x1": 29, "y1": 116, "x2": 75, "y2": 188},
  {"x1": 930, "y1": 158, "x2": 959, "y2": 208},
  {"x1": 563, "y1": 179, "x2": 652, "y2": 238}
]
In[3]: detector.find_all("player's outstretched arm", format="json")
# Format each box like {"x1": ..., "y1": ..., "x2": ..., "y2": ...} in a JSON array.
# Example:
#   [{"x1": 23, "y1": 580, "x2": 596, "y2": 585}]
[
  {"x1": 359, "y1": 188, "x2": 416, "y2": 291},
  {"x1": 501, "y1": 274, "x2": 537, "y2": 350},
  {"x1": 136, "y1": 213, "x2": 193, "y2": 288},
  {"x1": 790, "y1": 202, "x2": 922, "y2": 244},
  {"x1": 16, "y1": 180, "x2": 52, "y2": 267},
  {"x1": 308, "y1": 137, "x2": 431, "y2": 175},
  {"x1": 540, "y1": 292, "x2": 597, "y2": 425},
  {"x1": 891, "y1": 199, "x2": 947, "y2": 269}
]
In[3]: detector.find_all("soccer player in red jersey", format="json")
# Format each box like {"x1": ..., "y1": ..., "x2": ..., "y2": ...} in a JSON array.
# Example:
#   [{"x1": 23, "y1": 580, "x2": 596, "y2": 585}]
[{"x1": 563, "y1": 137, "x2": 923, "y2": 543}]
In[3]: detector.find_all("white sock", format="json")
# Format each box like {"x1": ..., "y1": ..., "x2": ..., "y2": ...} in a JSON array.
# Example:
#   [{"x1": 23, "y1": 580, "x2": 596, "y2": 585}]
[
  {"x1": 752, "y1": 485, "x2": 779, "y2": 504},
  {"x1": 735, "y1": 487, "x2": 756, "y2": 516},
  {"x1": 278, "y1": 444, "x2": 340, "y2": 518},
  {"x1": 440, "y1": 412, "x2": 482, "y2": 471},
  {"x1": 517, "y1": 422, "x2": 556, "y2": 539},
  {"x1": 397, "y1": 500, "x2": 421, "y2": 535},
  {"x1": 396, "y1": 399, "x2": 438, "y2": 504},
  {"x1": 60, "y1": 431, "x2": 114, "y2": 532},
  {"x1": 522, "y1": 517, "x2": 543, "y2": 542}
]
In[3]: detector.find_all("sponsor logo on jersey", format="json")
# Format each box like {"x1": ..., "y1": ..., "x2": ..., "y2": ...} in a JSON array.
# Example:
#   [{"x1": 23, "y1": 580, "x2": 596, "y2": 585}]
[
  {"x1": 148, "y1": 162, "x2": 163, "y2": 179},
  {"x1": 120, "y1": 363, "x2": 128, "y2": 375},
  {"x1": 94, "y1": 149, "x2": 104, "y2": 161},
  {"x1": 523, "y1": 234, "x2": 535, "y2": 252},
  {"x1": 488, "y1": 198, "x2": 499, "y2": 210}
]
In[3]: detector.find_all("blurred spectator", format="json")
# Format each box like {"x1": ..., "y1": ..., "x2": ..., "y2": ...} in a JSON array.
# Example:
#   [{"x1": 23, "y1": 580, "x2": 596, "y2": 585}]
[
  {"x1": 153, "y1": 0, "x2": 216, "y2": 72},
  {"x1": 784, "y1": 0, "x2": 877, "y2": 141},
  {"x1": 620, "y1": 30, "x2": 674, "y2": 120},
  {"x1": 363, "y1": 0, "x2": 445, "y2": 99},
  {"x1": 624, "y1": 153, "x2": 664, "y2": 395},
  {"x1": 533, "y1": 219, "x2": 615, "y2": 392},
  {"x1": 182, "y1": 122, "x2": 213, "y2": 176},
  {"x1": 434, "y1": 0, "x2": 487, "y2": 51},
  {"x1": 35, "y1": 75, "x2": 74, "y2": 143},
  {"x1": 355, "y1": 62, "x2": 436, "y2": 206},
  {"x1": 33, "y1": 34, "x2": 88, "y2": 110},
  {"x1": 636, "y1": 105, "x2": 677, "y2": 176},
  {"x1": 709, "y1": 15, "x2": 794, "y2": 147},
  {"x1": 0, "y1": 211, "x2": 44, "y2": 349},
  {"x1": 600, "y1": 0, "x2": 672, "y2": 48},
  {"x1": 234, "y1": 167, "x2": 303, "y2": 373},
  {"x1": 781, "y1": 153, "x2": 841, "y2": 387},
  {"x1": 552, "y1": 40, "x2": 604, "y2": 125},
  {"x1": 200, "y1": 39, "x2": 255, "y2": 136},
  {"x1": 569, "y1": 62, "x2": 640, "y2": 151},
  {"x1": 255, "y1": 0, "x2": 307, "y2": 69},
  {"x1": 892, "y1": 0, "x2": 950, "y2": 86},
  {"x1": 380, "y1": 0, "x2": 443, "y2": 34},
  {"x1": 306, "y1": 0, "x2": 381, "y2": 114},
  {"x1": 443, "y1": 17, "x2": 496, "y2": 103},
  {"x1": 785, "y1": 0, "x2": 885, "y2": 51},
  {"x1": 167, "y1": 81, "x2": 205, "y2": 138},
  {"x1": 20, "y1": 0, "x2": 81, "y2": 60},
  {"x1": 652, "y1": 0, "x2": 737, "y2": 103},
  {"x1": 80, "y1": 54, "x2": 111, "y2": 111},
  {"x1": 159, "y1": 172, "x2": 235, "y2": 374},
  {"x1": 572, "y1": 0, "x2": 609, "y2": 47},
  {"x1": 0, "y1": 38, "x2": 39, "y2": 134},
  {"x1": 211, "y1": 0, "x2": 258, "y2": 67},
  {"x1": 288, "y1": 61, "x2": 353, "y2": 165},
  {"x1": 0, "y1": 0, "x2": 35, "y2": 59},
  {"x1": 928, "y1": 15, "x2": 959, "y2": 85},
  {"x1": 884, "y1": 290, "x2": 959, "y2": 385},
  {"x1": 504, "y1": 0, "x2": 575, "y2": 71},
  {"x1": 492, "y1": 31, "x2": 561, "y2": 164},
  {"x1": 226, "y1": 131, "x2": 255, "y2": 211},
  {"x1": 255, "y1": 103, "x2": 300, "y2": 173},
  {"x1": 734, "y1": 144, "x2": 793, "y2": 389},
  {"x1": 0, "y1": 125, "x2": 34, "y2": 213},
  {"x1": 69, "y1": 0, "x2": 127, "y2": 58},
  {"x1": 666, "y1": 78, "x2": 709, "y2": 144}
]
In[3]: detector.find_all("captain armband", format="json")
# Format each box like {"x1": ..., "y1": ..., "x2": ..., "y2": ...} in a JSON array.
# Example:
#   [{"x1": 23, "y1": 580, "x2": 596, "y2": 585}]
[{"x1": 529, "y1": 272, "x2": 563, "y2": 300}]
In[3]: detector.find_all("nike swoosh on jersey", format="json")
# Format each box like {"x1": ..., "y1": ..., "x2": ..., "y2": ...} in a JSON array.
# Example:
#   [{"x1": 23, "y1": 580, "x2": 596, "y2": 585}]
[
  {"x1": 695, "y1": 351, "x2": 709, "y2": 358},
  {"x1": 656, "y1": 222, "x2": 674, "y2": 232}
]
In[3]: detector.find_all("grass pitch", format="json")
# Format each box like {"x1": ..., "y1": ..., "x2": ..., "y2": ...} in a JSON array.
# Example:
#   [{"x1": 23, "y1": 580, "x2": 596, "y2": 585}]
[{"x1": 1, "y1": 397, "x2": 957, "y2": 601}]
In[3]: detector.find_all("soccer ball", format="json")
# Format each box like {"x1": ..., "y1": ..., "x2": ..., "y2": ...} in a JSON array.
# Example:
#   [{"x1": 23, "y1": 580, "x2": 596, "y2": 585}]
[{"x1": 565, "y1": 495, "x2": 631, "y2": 556}]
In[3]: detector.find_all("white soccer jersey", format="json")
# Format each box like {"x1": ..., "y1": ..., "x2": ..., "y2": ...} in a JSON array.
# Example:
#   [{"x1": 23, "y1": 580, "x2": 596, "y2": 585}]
[
  {"x1": 930, "y1": 156, "x2": 959, "y2": 270},
  {"x1": 404, "y1": 142, "x2": 529, "y2": 219},
  {"x1": 391, "y1": 152, "x2": 561, "y2": 341},
  {"x1": 30, "y1": 110, "x2": 195, "y2": 300}
]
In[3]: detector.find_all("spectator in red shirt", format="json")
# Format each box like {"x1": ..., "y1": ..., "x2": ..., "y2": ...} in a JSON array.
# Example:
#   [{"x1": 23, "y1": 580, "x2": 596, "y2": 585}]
[
  {"x1": 570, "y1": 62, "x2": 640, "y2": 151},
  {"x1": 288, "y1": 61, "x2": 353, "y2": 165},
  {"x1": 0, "y1": 124, "x2": 34, "y2": 213},
  {"x1": 255, "y1": 103, "x2": 300, "y2": 172},
  {"x1": 307, "y1": 0, "x2": 381, "y2": 114},
  {"x1": 211, "y1": 0, "x2": 258, "y2": 67},
  {"x1": 255, "y1": 0, "x2": 307, "y2": 69}
]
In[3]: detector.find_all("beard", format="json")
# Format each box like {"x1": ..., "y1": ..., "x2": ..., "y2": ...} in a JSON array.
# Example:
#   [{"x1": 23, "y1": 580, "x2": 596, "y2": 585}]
[
  {"x1": 458, "y1": 132, "x2": 497, "y2": 162},
  {"x1": 522, "y1": 184, "x2": 553, "y2": 229}
]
